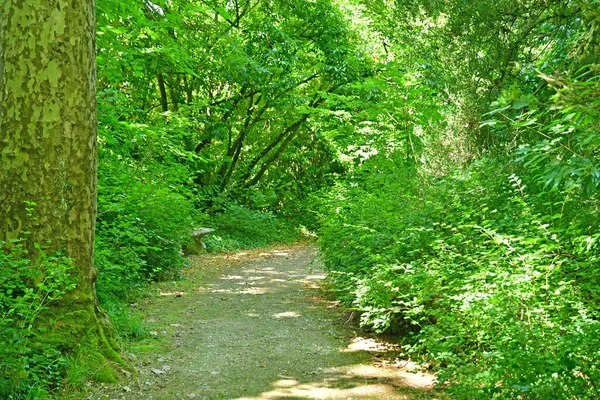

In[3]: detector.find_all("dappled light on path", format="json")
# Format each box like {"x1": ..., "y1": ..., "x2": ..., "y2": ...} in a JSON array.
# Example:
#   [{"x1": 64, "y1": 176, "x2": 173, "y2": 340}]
[
  {"x1": 88, "y1": 244, "x2": 435, "y2": 399},
  {"x1": 343, "y1": 337, "x2": 400, "y2": 353},
  {"x1": 236, "y1": 360, "x2": 434, "y2": 400},
  {"x1": 273, "y1": 311, "x2": 301, "y2": 318}
]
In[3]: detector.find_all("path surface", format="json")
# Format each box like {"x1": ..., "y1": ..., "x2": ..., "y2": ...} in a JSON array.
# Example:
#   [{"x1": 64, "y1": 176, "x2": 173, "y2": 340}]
[{"x1": 90, "y1": 244, "x2": 435, "y2": 399}]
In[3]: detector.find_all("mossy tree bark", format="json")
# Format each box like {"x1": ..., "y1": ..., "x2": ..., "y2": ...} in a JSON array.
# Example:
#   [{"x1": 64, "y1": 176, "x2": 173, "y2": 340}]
[{"x1": 0, "y1": 0, "x2": 122, "y2": 381}]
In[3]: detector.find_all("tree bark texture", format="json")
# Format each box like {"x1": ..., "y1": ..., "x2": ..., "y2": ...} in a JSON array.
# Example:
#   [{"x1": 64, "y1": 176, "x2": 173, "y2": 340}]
[
  {"x1": 0, "y1": 0, "x2": 97, "y2": 290},
  {"x1": 0, "y1": 0, "x2": 122, "y2": 381}
]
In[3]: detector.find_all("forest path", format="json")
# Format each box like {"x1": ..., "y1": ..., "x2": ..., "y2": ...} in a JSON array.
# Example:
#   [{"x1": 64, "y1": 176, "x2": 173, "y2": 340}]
[{"x1": 90, "y1": 243, "x2": 435, "y2": 399}]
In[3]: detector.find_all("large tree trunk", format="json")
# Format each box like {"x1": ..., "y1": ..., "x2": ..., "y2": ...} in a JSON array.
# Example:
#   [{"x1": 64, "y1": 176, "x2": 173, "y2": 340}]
[{"x1": 0, "y1": 0, "x2": 122, "y2": 382}]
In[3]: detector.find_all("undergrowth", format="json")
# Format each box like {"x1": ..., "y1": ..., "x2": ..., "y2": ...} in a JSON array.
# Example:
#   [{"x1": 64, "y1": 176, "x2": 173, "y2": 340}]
[
  {"x1": 318, "y1": 156, "x2": 600, "y2": 399},
  {"x1": 0, "y1": 241, "x2": 76, "y2": 400},
  {"x1": 203, "y1": 204, "x2": 303, "y2": 252}
]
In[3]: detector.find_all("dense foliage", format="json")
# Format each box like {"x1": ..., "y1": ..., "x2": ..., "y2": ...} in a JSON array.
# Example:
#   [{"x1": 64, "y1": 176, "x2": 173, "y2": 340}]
[
  {"x1": 2, "y1": 0, "x2": 599, "y2": 398},
  {"x1": 318, "y1": 0, "x2": 600, "y2": 398},
  {"x1": 90, "y1": 0, "x2": 412, "y2": 322},
  {"x1": 320, "y1": 158, "x2": 600, "y2": 398},
  {"x1": 90, "y1": 0, "x2": 373, "y2": 305}
]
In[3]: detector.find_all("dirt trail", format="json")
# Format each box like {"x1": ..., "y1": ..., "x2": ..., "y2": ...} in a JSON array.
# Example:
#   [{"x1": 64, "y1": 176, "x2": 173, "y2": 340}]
[{"x1": 89, "y1": 244, "x2": 435, "y2": 399}]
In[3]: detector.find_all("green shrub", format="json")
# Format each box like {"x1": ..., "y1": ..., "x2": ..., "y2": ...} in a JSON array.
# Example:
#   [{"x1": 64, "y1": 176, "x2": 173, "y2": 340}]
[
  {"x1": 95, "y1": 153, "x2": 196, "y2": 302},
  {"x1": 204, "y1": 204, "x2": 301, "y2": 251},
  {"x1": 319, "y1": 156, "x2": 600, "y2": 398},
  {"x1": 0, "y1": 241, "x2": 76, "y2": 399},
  {"x1": 100, "y1": 300, "x2": 147, "y2": 341}
]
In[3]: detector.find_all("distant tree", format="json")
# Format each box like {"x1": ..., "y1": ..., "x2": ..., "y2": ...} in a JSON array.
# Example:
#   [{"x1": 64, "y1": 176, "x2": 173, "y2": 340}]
[{"x1": 0, "y1": 0, "x2": 121, "y2": 380}]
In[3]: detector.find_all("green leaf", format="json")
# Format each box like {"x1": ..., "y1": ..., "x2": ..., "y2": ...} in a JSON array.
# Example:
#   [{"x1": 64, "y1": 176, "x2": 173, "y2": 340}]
[
  {"x1": 512, "y1": 101, "x2": 528, "y2": 110},
  {"x1": 216, "y1": 7, "x2": 232, "y2": 20}
]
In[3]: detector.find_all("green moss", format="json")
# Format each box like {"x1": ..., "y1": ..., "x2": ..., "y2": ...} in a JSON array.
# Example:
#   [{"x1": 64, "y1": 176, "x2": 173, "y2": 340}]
[
  {"x1": 81, "y1": 351, "x2": 118, "y2": 383},
  {"x1": 35, "y1": 299, "x2": 129, "y2": 386}
]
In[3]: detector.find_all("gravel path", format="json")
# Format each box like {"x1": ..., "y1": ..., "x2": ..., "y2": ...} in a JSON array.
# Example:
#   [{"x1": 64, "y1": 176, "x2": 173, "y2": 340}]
[{"x1": 87, "y1": 244, "x2": 435, "y2": 399}]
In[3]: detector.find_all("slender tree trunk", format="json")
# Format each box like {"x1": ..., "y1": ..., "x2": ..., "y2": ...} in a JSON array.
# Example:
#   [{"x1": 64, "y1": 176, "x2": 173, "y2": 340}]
[
  {"x1": 194, "y1": 87, "x2": 247, "y2": 154},
  {"x1": 167, "y1": 75, "x2": 179, "y2": 111},
  {"x1": 221, "y1": 102, "x2": 268, "y2": 189},
  {"x1": 183, "y1": 75, "x2": 193, "y2": 104},
  {"x1": 239, "y1": 96, "x2": 325, "y2": 187},
  {"x1": 238, "y1": 117, "x2": 305, "y2": 184},
  {"x1": 157, "y1": 72, "x2": 169, "y2": 112},
  {"x1": 0, "y1": 0, "x2": 122, "y2": 382},
  {"x1": 243, "y1": 118, "x2": 306, "y2": 188}
]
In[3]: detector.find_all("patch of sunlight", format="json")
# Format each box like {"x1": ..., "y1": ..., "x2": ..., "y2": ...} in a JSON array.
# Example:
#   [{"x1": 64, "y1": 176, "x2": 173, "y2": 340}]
[
  {"x1": 247, "y1": 276, "x2": 264, "y2": 281},
  {"x1": 268, "y1": 278, "x2": 287, "y2": 283},
  {"x1": 304, "y1": 274, "x2": 326, "y2": 280},
  {"x1": 158, "y1": 291, "x2": 185, "y2": 296},
  {"x1": 239, "y1": 287, "x2": 269, "y2": 295},
  {"x1": 272, "y1": 379, "x2": 299, "y2": 387},
  {"x1": 236, "y1": 382, "x2": 413, "y2": 399},
  {"x1": 300, "y1": 226, "x2": 318, "y2": 237},
  {"x1": 273, "y1": 311, "x2": 301, "y2": 318},
  {"x1": 220, "y1": 275, "x2": 244, "y2": 280},
  {"x1": 342, "y1": 337, "x2": 400, "y2": 353},
  {"x1": 338, "y1": 364, "x2": 436, "y2": 389},
  {"x1": 303, "y1": 284, "x2": 320, "y2": 290},
  {"x1": 195, "y1": 287, "x2": 235, "y2": 294},
  {"x1": 246, "y1": 313, "x2": 260, "y2": 317}
]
